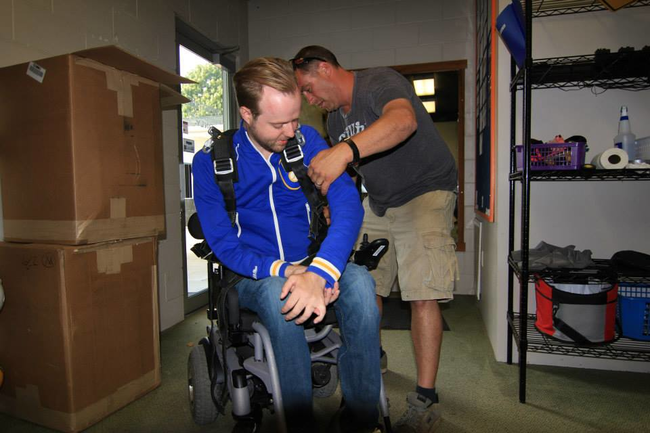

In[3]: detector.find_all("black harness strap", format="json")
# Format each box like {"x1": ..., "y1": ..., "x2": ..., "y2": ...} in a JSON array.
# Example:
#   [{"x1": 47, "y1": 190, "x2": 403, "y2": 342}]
[
  {"x1": 207, "y1": 127, "x2": 239, "y2": 227},
  {"x1": 206, "y1": 126, "x2": 328, "y2": 254},
  {"x1": 280, "y1": 128, "x2": 328, "y2": 255}
]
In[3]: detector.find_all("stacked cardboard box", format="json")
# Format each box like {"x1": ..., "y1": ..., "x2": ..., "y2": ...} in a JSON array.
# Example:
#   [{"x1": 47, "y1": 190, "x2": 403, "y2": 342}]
[
  {"x1": 0, "y1": 238, "x2": 160, "y2": 432},
  {"x1": 0, "y1": 46, "x2": 191, "y2": 432},
  {"x1": 0, "y1": 46, "x2": 192, "y2": 245}
]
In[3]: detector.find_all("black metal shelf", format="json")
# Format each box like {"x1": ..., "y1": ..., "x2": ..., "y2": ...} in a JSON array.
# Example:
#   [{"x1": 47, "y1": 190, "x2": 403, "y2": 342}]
[
  {"x1": 509, "y1": 168, "x2": 650, "y2": 181},
  {"x1": 506, "y1": 0, "x2": 650, "y2": 404},
  {"x1": 508, "y1": 256, "x2": 650, "y2": 284},
  {"x1": 512, "y1": 53, "x2": 650, "y2": 91},
  {"x1": 508, "y1": 313, "x2": 650, "y2": 362},
  {"x1": 526, "y1": 0, "x2": 650, "y2": 17}
]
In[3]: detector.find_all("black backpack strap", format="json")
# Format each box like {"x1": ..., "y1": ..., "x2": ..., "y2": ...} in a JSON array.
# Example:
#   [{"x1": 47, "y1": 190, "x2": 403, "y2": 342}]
[
  {"x1": 280, "y1": 127, "x2": 328, "y2": 255},
  {"x1": 206, "y1": 127, "x2": 239, "y2": 227}
]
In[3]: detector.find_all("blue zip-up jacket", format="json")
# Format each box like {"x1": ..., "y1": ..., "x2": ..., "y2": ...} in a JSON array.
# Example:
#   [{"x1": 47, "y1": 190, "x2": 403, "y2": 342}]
[{"x1": 192, "y1": 125, "x2": 363, "y2": 288}]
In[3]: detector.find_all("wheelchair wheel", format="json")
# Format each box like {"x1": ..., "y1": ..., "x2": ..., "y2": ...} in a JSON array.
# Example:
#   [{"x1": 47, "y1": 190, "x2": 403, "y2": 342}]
[
  {"x1": 188, "y1": 345, "x2": 219, "y2": 425},
  {"x1": 312, "y1": 362, "x2": 338, "y2": 398}
]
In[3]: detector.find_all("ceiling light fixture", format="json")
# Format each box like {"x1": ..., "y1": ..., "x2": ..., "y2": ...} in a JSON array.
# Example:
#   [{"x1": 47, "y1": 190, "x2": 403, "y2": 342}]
[
  {"x1": 413, "y1": 78, "x2": 435, "y2": 96},
  {"x1": 422, "y1": 100, "x2": 436, "y2": 113}
]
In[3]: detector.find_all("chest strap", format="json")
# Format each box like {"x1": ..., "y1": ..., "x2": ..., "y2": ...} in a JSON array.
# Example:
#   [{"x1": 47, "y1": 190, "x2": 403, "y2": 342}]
[
  {"x1": 280, "y1": 128, "x2": 328, "y2": 255},
  {"x1": 205, "y1": 126, "x2": 328, "y2": 254}
]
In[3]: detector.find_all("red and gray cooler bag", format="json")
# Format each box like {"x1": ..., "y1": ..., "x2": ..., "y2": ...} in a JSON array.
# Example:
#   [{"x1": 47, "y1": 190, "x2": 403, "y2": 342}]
[{"x1": 535, "y1": 279, "x2": 618, "y2": 344}]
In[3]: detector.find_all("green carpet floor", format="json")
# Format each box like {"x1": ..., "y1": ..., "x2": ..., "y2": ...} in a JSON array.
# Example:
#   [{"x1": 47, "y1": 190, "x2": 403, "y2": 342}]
[{"x1": 2, "y1": 296, "x2": 650, "y2": 432}]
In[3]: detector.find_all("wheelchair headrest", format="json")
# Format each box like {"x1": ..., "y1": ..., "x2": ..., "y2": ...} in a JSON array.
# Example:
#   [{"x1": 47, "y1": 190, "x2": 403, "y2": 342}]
[{"x1": 188, "y1": 213, "x2": 205, "y2": 240}]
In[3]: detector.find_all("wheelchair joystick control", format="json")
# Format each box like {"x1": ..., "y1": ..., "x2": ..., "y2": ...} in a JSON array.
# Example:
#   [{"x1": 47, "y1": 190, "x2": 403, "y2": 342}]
[{"x1": 354, "y1": 234, "x2": 389, "y2": 271}]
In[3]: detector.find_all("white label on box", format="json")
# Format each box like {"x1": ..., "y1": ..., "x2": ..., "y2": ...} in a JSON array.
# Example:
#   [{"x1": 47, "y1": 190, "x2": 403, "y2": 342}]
[
  {"x1": 183, "y1": 138, "x2": 195, "y2": 153},
  {"x1": 182, "y1": 120, "x2": 189, "y2": 134},
  {"x1": 26, "y1": 62, "x2": 46, "y2": 83}
]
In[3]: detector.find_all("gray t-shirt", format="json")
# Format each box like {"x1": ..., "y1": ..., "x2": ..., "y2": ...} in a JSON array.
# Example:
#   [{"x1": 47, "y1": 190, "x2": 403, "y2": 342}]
[{"x1": 327, "y1": 67, "x2": 458, "y2": 216}]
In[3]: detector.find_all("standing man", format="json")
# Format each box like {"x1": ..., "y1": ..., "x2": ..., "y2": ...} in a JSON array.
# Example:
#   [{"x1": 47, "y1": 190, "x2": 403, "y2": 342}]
[
  {"x1": 292, "y1": 46, "x2": 458, "y2": 433},
  {"x1": 193, "y1": 57, "x2": 381, "y2": 433}
]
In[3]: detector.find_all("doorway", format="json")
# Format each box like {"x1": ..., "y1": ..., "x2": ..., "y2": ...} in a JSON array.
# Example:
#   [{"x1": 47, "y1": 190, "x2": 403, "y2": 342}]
[
  {"x1": 177, "y1": 24, "x2": 237, "y2": 314},
  {"x1": 392, "y1": 60, "x2": 467, "y2": 251}
]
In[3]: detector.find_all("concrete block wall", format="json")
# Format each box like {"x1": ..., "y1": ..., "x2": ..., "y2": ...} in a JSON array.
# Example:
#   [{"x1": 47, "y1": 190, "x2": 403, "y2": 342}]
[
  {"x1": 248, "y1": 0, "x2": 478, "y2": 295},
  {"x1": 0, "y1": 0, "x2": 249, "y2": 331}
]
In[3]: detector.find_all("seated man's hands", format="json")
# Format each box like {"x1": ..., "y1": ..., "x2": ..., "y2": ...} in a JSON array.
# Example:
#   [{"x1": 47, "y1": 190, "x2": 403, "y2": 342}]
[
  {"x1": 323, "y1": 205, "x2": 331, "y2": 226},
  {"x1": 284, "y1": 265, "x2": 307, "y2": 277},
  {"x1": 323, "y1": 282, "x2": 340, "y2": 306},
  {"x1": 280, "y1": 272, "x2": 330, "y2": 325},
  {"x1": 285, "y1": 265, "x2": 339, "y2": 303}
]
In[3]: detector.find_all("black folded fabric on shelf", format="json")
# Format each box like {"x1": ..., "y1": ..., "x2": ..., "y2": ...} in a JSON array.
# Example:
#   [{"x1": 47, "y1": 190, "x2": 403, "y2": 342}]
[
  {"x1": 512, "y1": 241, "x2": 594, "y2": 271},
  {"x1": 611, "y1": 250, "x2": 650, "y2": 276}
]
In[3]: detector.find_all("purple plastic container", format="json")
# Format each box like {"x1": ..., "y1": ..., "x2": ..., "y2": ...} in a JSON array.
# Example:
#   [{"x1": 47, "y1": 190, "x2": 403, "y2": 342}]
[{"x1": 516, "y1": 142, "x2": 587, "y2": 170}]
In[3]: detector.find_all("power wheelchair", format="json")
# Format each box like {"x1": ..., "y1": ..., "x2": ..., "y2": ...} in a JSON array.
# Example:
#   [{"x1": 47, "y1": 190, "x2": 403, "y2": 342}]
[{"x1": 186, "y1": 213, "x2": 392, "y2": 433}]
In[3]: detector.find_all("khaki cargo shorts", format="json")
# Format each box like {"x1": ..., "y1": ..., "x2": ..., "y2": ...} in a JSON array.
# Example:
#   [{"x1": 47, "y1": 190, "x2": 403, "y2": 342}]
[{"x1": 357, "y1": 190, "x2": 459, "y2": 301}]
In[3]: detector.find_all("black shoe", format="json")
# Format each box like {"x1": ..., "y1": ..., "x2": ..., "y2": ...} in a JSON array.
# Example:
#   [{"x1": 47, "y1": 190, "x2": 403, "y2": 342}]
[{"x1": 328, "y1": 405, "x2": 383, "y2": 433}]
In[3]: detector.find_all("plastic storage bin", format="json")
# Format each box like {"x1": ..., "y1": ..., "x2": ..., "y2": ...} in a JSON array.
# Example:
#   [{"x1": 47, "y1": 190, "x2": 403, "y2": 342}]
[
  {"x1": 516, "y1": 142, "x2": 586, "y2": 170},
  {"x1": 618, "y1": 284, "x2": 650, "y2": 341},
  {"x1": 535, "y1": 279, "x2": 618, "y2": 345}
]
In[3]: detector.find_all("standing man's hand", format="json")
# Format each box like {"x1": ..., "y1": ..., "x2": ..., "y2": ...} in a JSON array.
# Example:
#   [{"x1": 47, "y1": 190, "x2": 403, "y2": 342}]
[
  {"x1": 280, "y1": 272, "x2": 328, "y2": 324},
  {"x1": 308, "y1": 144, "x2": 351, "y2": 195}
]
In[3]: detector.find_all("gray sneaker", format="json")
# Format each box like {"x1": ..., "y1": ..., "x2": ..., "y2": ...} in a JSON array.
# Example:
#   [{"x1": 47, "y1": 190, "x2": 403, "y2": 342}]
[
  {"x1": 380, "y1": 350, "x2": 388, "y2": 374},
  {"x1": 394, "y1": 392, "x2": 441, "y2": 433}
]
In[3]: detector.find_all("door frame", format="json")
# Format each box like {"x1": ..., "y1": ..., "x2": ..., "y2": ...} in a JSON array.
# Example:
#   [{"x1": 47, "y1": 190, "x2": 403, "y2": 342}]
[{"x1": 176, "y1": 19, "x2": 238, "y2": 315}]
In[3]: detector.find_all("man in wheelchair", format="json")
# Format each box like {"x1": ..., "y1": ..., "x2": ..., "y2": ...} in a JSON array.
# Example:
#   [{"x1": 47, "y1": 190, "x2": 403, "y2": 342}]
[{"x1": 192, "y1": 57, "x2": 382, "y2": 432}]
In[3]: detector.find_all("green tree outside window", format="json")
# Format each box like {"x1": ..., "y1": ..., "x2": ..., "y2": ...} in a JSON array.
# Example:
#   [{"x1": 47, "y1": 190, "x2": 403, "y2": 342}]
[{"x1": 182, "y1": 63, "x2": 223, "y2": 119}]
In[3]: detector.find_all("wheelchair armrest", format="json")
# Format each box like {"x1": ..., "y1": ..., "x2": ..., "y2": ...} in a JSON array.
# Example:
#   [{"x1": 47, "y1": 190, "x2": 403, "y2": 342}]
[
  {"x1": 190, "y1": 240, "x2": 214, "y2": 260},
  {"x1": 226, "y1": 287, "x2": 241, "y2": 328}
]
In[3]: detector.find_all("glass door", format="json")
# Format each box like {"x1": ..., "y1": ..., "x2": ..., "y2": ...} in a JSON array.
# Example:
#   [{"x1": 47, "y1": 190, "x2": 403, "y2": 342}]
[{"x1": 178, "y1": 43, "x2": 235, "y2": 314}]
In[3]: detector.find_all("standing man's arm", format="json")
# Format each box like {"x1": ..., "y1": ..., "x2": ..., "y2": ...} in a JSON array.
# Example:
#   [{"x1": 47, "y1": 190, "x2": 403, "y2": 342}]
[
  {"x1": 279, "y1": 127, "x2": 365, "y2": 323},
  {"x1": 308, "y1": 98, "x2": 417, "y2": 195}
]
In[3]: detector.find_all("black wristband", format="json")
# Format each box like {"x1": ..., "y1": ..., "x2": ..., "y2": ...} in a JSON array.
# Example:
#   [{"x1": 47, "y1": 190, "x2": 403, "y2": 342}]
[{"x1": 343, "y1": 137, "x2": 360, "y2": 167}]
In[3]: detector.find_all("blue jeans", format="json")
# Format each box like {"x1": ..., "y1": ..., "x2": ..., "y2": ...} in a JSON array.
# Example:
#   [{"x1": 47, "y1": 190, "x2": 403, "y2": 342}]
[{"x1": 236, "y1": 263, "x2": 381, "y2": 429}]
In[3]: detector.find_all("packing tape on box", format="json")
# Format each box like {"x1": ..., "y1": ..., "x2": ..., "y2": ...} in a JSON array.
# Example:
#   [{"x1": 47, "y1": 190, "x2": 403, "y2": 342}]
[
  {"x1": 591, "y1": 147, "x2": 628, "y2": 169},
  {"x1": 75, "y1": 57, "x2": 159, "y2": 118},
  {"x1": 96, "y1": 245, "x2": 133, "y2": 274},
  {"x1": 106, "y1": 68, "x2": 136, "y2": 117},
  {"x1": 110, "y1": 197, "x2": 127, "y2": 219},
  {"x1": 3, "y1": 215, "x2": 163, "y2": 244}
]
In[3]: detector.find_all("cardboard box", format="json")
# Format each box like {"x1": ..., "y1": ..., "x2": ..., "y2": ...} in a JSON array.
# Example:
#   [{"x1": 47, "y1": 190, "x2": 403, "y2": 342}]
[
  {"x1": 0, "y1": 46, "x2": 191, "y2": 244},
  {"x1": 0, "y1": 237, "x2": 160, "y2": 432},
  {"x1": 599, "y1": 0, "x2": 636, "y2": 11}
]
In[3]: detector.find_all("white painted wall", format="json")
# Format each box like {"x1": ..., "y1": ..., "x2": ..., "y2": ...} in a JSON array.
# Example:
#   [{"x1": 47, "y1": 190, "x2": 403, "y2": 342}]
[
  {"x1": 0, "y1": 0, "x2": 249, "y2": 331},
  {"x1": 248, "y1": 0, "x2": 478, "y2": 295},
  {"x1": 481, "y1": 1, "x2": 650, "y2": 372}
]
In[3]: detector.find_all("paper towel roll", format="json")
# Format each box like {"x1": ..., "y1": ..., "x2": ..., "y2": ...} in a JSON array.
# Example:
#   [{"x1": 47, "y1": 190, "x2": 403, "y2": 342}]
[{"x1": 591, "y1": 147, "x2": 629, "y2": 169}]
